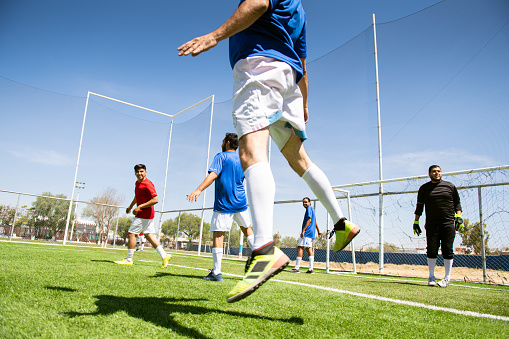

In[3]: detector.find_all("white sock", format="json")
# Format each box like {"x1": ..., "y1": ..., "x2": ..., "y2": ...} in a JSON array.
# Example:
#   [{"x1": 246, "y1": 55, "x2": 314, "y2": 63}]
[
  {"x1": 126, "y1": 249, "x2": 135, "y2": 261},
  {"x1": 155, "y1": 245, "x2": 167, "y2": 259},
  {"x1": 295, "y1": 257, "x2": 302, "y2": 269},
  {"x1": 212, "y1": 247, "x2": 223, "y2": 275},
  {"x1": 244, "y1": 162, "x2": 275, "y2": 249},
  {"x1": 427, "y1": 257, "x2": 437, "y2": 279},
  {"x1": 302, "y1": 164, "x2": 344, "y2": 223},
  {"x1": 444, "y1": 259, "x2": 453, "y2": 280},
  {"x1": 309, "y1": 256, "x2": 314, "y2": 270},
  {"x1": 246, "y1": 234, "x2": 255, "y2": 249}
]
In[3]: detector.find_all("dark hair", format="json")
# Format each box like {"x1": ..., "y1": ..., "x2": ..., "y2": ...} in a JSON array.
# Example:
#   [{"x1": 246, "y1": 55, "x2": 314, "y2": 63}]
[
  {"x1": 134, "y1": 164, "x2": 146, "y2": 171},
  {"x1": 224, "y1": 133, "x2": 239, "y2": 150},
  {"x1": 303, "y1": 197, "x2": 311, "y2": 203},
  {"x1": 428, "y1": 165, "x2": 441, "y2": 173}
]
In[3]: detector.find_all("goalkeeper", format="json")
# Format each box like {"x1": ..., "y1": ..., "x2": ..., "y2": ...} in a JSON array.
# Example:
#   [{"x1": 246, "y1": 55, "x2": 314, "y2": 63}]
[{"x1": 413, "y1": 165, "x2": 462, "y2": 288}]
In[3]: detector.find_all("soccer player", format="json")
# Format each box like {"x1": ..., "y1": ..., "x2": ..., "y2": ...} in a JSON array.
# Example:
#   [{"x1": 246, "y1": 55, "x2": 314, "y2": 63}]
[
  {"x1": 178, "y1": 0, "x2": 360, "y2": 302},
  {"x1": 413, "y1": 165, "x2": 463, "y2": 287},
  {"x1": 114, "y1": 164, "x2": 171, "y2": 267},
  {"x1": 292, "y1": 197, "x2": 322, "y2": 274},
  {"x1": 187, "y1": 133, "x2": 255, "y2": 282}
]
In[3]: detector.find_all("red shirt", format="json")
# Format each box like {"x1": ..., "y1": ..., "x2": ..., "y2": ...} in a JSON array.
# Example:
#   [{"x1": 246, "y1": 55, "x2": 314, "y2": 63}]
[{"x1": 135, "y1": 178, "x2": 157, "y2": 219}]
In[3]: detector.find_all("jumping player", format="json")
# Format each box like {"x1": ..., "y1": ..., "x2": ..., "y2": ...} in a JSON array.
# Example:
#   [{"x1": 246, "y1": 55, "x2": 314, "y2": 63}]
[
  {"x1": 178, "y1": 0, "x2": 360, "y2": 302},
  {"x1": 187, "y1": 133, "x2": 255, "y2": 282},
  {"x1": 114, "y1": 164, "x2": 171, "y2": 267}
]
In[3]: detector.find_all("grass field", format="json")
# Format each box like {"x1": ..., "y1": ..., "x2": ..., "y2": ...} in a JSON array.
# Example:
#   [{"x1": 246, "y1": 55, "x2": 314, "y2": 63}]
[{"x1": 1, "y1": 241, "x2": 508, "y2": 338}]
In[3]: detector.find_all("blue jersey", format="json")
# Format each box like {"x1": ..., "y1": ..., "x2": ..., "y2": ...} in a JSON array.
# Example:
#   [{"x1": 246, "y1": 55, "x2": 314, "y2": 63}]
[
  {"x1": 229, "y1": 0, "x2": 307, "y2": 83},
  {"x1": 208, "y1": 151, "x2": 248, "y2": 213},
  {"x1": 302, "y1": 205, "x2": 316, "y2": 239}
]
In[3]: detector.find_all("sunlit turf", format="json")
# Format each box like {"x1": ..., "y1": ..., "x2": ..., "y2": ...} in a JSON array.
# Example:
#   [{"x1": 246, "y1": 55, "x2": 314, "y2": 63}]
[{"x1": 0, "y1": 241, "x2": 508, "y2": 338}]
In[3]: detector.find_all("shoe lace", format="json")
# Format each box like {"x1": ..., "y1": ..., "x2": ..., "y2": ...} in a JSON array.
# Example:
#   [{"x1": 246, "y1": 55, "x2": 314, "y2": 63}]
[{"x1": 244, "y1": 256, "x2": 253, "y2": 274}]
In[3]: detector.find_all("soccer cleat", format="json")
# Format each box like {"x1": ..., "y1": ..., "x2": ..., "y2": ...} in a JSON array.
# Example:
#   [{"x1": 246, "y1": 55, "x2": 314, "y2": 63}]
[
  {"x1": 291, "y1": 268, "x2": 300, "y2": 273},
  {"x1": 330, "y1": 217, "x2": 360, "y2": 252},
  {"x1": 161, "y1": 254, "x2": 171, "y2": 268},
  {"x1": 428, "y1": 277, "x2": 437, "y2": 286},
  {"x1": 226, "y1": 242, "x2": 290, "y2": 303},
  {"x1": 203, "y1": 270, "x2": 224, "y2": 282},
  {"x1": 114, "y1": 259, "x2": 133, "y2": 265},
  {"x1": 437, "y1": 278, "x2": 450, "y2": 288},
  {"x1": 305, "y1": 269, "x2": 314, "y2": 274}
]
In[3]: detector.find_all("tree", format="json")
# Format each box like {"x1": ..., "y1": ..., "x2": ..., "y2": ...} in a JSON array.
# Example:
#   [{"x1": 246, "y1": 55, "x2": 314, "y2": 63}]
[
  {"x1": 161, "y1": 212, "x2": 210, "y2": 245},
  {"x1": 281, "y1": 236, "x2": 298, "y2": 248},
  {"x1": 31, "y1": 192, "x2": 73, "y2": 240},
  {"x1": 313, "y1": 235, "x2": 328, "y2": 249},
  {"x1": 82, "y1": 188, "x2": 123, "y2": 245},
  {"x1": 0, "y1": 204, "x2": 16, "y2": 227},
  {"x1": 458, "y1": 218, "x2": 490, "y2": 255},
  {"x1": 273, "y1": 232, "x2": 281, "y2": 247},
  {"x1": 114, "y1": 216, "x2": 134, "y2": 241}
]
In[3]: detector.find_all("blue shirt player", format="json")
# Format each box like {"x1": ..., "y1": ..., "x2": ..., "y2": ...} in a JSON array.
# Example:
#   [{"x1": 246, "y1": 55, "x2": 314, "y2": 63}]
[
  {"x1": 292, "y1": 197, "x2": 322, "y2": 274},
  {"x1": 187, "y1": 133, "x2": 254, "y2": 282}
]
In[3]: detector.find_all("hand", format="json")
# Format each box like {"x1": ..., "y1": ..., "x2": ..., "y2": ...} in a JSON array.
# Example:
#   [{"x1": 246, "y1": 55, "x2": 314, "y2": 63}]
[
  {"x1": 454, "y1": 214, "x2": 464, "y2": 231},
  {"x1": 186, "y1": 189, "x2": 202, "y2": 203},
  {"x1": 126, "y1": 207, "x2": 131, "y2": 214},
  {"x1": 303, "y1": 107, "x2": 309, "y2": 123},
  {"x1": 178, "y1": 33, "x2": 218, "y2": 57},
  {"x1": 300, "y1": 233, "x2": 305, "y2": 239},
  {"x1": 317, "y1": 231, "x2": 322, "y2": 237},
  {"x1": 133, "y1": 206, "x2": 141, "y2": 216},
  {"x1": 413, "y1": 221, "x2": 422, "y2": 236}
]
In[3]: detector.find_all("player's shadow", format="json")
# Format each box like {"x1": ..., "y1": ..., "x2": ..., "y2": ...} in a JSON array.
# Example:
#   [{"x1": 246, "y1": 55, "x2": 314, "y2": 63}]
[
  {"x1": 150, "y1": 271, "x2": 214, "y2": 280},
  {"x1": 364, "y1": 280, "x2": 424, "y2": 287},
  {"x1": 45, "y1": 286, "x2": 77, "y2": 292},
  {"x1": 65, "y1": 295, "x2": 303, "y2": 338}
]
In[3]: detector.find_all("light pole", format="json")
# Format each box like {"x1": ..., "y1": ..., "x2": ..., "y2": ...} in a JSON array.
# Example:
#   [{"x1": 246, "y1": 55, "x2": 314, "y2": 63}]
[{"x1": 70, "y1": 182, "x2": 85, "y2": 242}]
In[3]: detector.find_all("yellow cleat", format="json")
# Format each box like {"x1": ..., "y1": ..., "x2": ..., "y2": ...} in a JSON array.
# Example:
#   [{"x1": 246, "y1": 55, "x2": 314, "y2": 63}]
[
  {"x1": 331, "y1": 218, "x2": 360, "y2": 252},
  {"x1": 114, "y1": 259, "x2": 133, "y2": 265},
  {"x1": 161, "y1": 254, "x2": 171, "y2": 268}
]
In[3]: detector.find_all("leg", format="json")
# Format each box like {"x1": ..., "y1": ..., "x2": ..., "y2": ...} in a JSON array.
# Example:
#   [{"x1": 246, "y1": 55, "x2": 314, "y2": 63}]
[
  {"x1": 439, "y1": 224, "x2": 455, "y2": 287},
  {"x1": 293, "y1": 246, "x2": 303, "y2": 272},
  {"x1": 426, "y1": 224, "x2": 439, "y2": 286},
  {"x1": 306, "y1": 246, "x2": 314, "y2": 273},
  {"x1": 212, "y1": 231, "x2": 225, "y2": 275},
  {"x1": 114, "y1": 232, "x2": 136, "y2": 265},
  {"x1": 145, "y1": 232, "x2": 171, "y2": 267}
]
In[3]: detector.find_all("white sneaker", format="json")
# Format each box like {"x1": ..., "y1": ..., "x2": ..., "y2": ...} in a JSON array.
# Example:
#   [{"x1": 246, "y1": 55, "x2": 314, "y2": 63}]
[
  {"x1": 428, "y1": 277, "x2": 437, "y2": 286},
  {"x1": 437, "y1": 278, "x2": 450, "y2": 287}
]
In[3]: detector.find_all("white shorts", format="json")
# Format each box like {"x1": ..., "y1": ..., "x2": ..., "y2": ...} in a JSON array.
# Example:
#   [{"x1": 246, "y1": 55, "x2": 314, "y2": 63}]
[
  {"x1": 210, "y1": 210, "x2": 251, "y2": 232},
  {"x1": 128, "y1": 217, "x2": 156, "y2": 235},
  {"x1": 232, "y1": 56, "x2": 307, "y2": 151},
  {"x1": 298, "y1": 237, "x2": 314, "y2": 248}
]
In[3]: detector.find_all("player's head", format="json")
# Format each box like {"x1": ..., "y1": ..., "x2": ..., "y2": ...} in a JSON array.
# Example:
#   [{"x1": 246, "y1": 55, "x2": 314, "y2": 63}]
[
  {"x1": 302, "y1": 197, "x2": 311, "y2": 208},
  {"x1": 134, "y1": 164, "x2": 147, "y2": 182},
  {"x1": 428, "y1": 165, "x2": 442, "y2": 182},
  {"x1": 222, "y1": 133, "x2": 239, "y2": 152}
]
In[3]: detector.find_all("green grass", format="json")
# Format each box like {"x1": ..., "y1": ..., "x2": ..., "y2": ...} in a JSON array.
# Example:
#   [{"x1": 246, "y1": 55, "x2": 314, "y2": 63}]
[{"x1": 1, "y1": 241, "x2": 508, "y2": 338}]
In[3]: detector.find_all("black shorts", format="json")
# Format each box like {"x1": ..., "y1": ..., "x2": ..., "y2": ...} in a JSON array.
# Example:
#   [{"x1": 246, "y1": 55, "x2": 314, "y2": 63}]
[{"x1": 425, "y1": 222, "x2": 455, "y2": 260}]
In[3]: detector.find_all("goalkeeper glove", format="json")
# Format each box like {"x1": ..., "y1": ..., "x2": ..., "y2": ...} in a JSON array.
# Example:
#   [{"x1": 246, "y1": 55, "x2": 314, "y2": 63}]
[
  {"x1": 454, "y1": 213, "x2": 464, "y2": 231},
  {"x1": 413, "y1": 220, "x2": 422, "y2": 236}
]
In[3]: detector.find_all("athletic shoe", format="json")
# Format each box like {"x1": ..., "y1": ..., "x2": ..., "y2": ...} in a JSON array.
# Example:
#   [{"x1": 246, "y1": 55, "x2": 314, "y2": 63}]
[
  {"x1": 437, "y1": 278, "x2": 450, "y2": 288},
  {"x1": 226, "y1": 242, "x2": 290, "y2": 303},
  {"x1": 330, "y1": 218, "x2": 361, "y2": 252},
  {"x1": 114, "y1": 259, "x2": 133, "y2": 265},
  {"x1": 428, "y1": 277, "x2": 437, "y2": 286},
  {"x1": 305, "y1": 269, "x2": 314, "y2": 274},
  {"x1": 161, "y1": 254, "x2": 171, "y2": 268},
  {"x1": 203, "y1": 270, "x2": 224, "y2": 282},
  {"x1": 290, "y1": 268, "x2": 300, "y2": 273}
]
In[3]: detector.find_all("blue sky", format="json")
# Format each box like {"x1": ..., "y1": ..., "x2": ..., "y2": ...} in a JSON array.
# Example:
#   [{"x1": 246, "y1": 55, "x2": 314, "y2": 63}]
[{"x1": 1, "y1": 0, "x2": 508, "y2": 248}]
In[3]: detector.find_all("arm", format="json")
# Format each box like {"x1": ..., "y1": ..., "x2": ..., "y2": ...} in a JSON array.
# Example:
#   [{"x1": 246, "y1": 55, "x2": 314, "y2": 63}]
[
  {"x1": 300, "y1": 218, "x2": 311, "y2": 238},
  {"x1": 298, "y1": 58, "x2": 309, "y2": 123},
  {"x1": 133, "y1": 196, "x2": 158, "y2": 215},
  {"x1": 126, "y1": 197, "x2": 136, "y2": 214},
  {"x1": 187, "y1": 172, "x2": 218, "y2": 202},
  {"x1": 177, "y1": 0, "x2": 270, "y2": 57},
  {"x1": 315, "y1": 222, "x2": 322, "y2": 237}
]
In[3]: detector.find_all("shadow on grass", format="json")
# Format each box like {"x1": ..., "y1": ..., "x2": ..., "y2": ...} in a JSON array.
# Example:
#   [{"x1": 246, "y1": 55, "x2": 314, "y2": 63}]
[
  {"x1": 91, "y1": 260, "x2": 117, "y2": 264},
  {"x1": 150, "y1": 271, "x2": 213, "y2": 280},
  {"x1": 45, "y1": 286, "x2": 77, "y2": 292},
  {"x1": 65, "y1": 295, "x2": 303, "y2": 338}
]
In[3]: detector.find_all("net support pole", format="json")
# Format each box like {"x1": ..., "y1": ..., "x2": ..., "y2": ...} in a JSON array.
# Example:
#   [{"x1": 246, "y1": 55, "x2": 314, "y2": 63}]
[
  {"x1": 198, "y1": 95, "x2": 215, "y2": 255},
  {"x1": 373, "y1": 13, "x2": 384, "y2": 273},
  {"x1": 175, "y1": 211, "x2": 181, "y2": 254},
  {"x1": 113, "y1": 207, "x2": 120, "y2": 247},
  {"x1": 9, "y1": 193, "x2": 21, "y2": 241},
  {"x1": 63, "y1": 92, "x2": 90, "y2": 245},
  {"x1": 478, "y1": 187, "x2": 487, "y2": 283},
  {"x1": 326, "y1": 213, "x2": 330, "y2": 273},
  {"x1": 158, "y1": 117, "x2": 175, "y2": 241}
]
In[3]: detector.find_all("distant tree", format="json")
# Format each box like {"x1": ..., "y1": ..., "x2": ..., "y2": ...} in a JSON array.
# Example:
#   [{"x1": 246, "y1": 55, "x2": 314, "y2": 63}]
[
  {"x1": 313, "y1": 235, "x2": 327, "y2": 249},
  {"x1": 363, "y1": 242, "x2": 399, "y2": 253},
  {"x1": 281, "y1": 236, "x2": 298, "y2": 248},
  {"x1": 161, "y1": 212, "x2": 210, "y2": 246},
  {"x1": 273, "y1": 232, "x2": 281, "y2": 247},
  {"x1": 114, "y1": 216, "x2": 134, "y2": 241},
  {"x1": 0, "y1": 205, "x2": 16, "y2": 227},
  {"x1": 458, "y1": 218, "x2": 490, "y2": 255},
  {"x1": 31, "y1": 192, "x2": 73, "y2": 239},
  {"x1": 82, "y1": 188, "x2": 123, "y2": 245}
]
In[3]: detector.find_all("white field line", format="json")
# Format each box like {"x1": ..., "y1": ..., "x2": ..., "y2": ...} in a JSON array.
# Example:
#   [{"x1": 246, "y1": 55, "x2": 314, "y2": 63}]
[{"x1": 160, "y1": 262, "x2": 509, "y2": 322}]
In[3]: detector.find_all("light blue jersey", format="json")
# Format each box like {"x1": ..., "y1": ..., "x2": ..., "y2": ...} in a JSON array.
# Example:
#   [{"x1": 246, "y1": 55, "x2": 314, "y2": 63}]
[
  {"x1": 208, "y1": 151, "x2": 247, "y2": 213},
  {"x1": 229, "y1": 0, "x2": 307, "y2": 83},
  {"x1": 302, "y1": 205, "x2": 316, "y2": 239}
]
